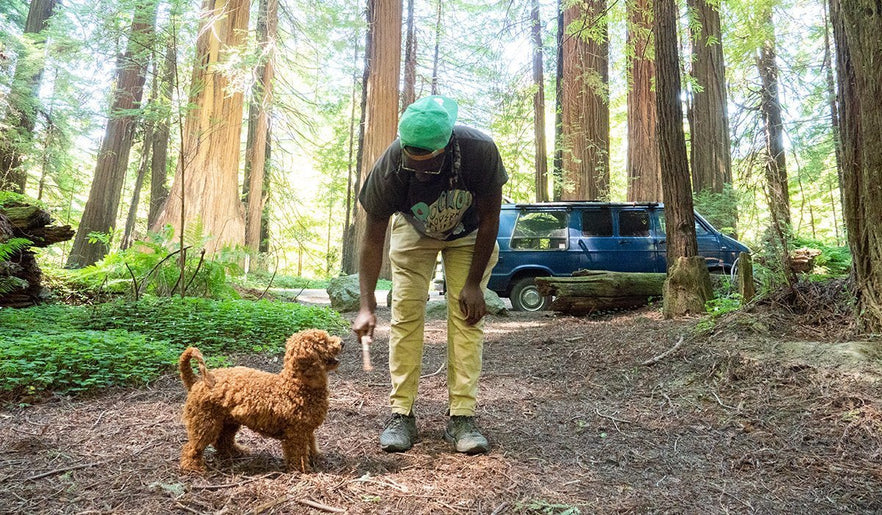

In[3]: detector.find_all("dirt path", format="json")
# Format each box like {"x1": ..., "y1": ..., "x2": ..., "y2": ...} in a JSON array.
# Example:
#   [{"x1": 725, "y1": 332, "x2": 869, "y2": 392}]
[{"x1": 2, "y1": 306, "x2": 881, "y2": 514}]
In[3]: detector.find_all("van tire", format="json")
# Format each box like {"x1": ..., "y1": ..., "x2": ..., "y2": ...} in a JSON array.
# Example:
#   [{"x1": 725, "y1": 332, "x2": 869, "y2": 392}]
[{"x1": 510, "y1": 277, "x2": 552, "y2": 312}]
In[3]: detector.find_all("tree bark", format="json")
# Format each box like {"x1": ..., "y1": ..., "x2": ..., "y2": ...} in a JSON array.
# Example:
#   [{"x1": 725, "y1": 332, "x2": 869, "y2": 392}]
[
  {"x1": 349, "y1": 0, "x2": 401, "y2": 279},
  {"x1": 560, "y1": 0, "x2": 609, "y2": 201},
  {"x1": 66, "y1": 2, "x2": 156, "y2": 267},
  {"x1": 243, "y1": 0, "x2": 278, "y2": 253},
  {"x1": 0, "y1": 0, "x2": 57, "y2": 193},
  {"x1": 531, "y1": 0, "x2": 549, "y2": 202},
  {"x1": 687, "y1": 0, "x2": 731, "y2": 196},
  {"x1": 536, "y1": 272, "x2": 666, "y2": 314},
  {"x1": 626, "y1": 0, "x2": 662, "y2": 202},
  {"x1": 654, "y1": 0, "x2": 710, "y2": 317},
  {"x1": 755, "y1": 6, "x2": 791, "y2": 230},
  {"x1": 148, "y1": 37, "x2": 175, "y2": 229},
  {"x1": 151, "y1": 0, "x2": 250, "y2": 256},
  {"x1": 830, "y1": 0, "x2": 882, "y2": 332},
  {"x1": 402, "y1": 0, "x2": 417, "y2": 110}
]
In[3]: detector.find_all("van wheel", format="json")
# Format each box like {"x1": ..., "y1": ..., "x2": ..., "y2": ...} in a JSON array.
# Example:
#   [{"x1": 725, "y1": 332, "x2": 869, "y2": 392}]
[{"x1": 510, "y1": 277, "x2": 552, "y2": 312}]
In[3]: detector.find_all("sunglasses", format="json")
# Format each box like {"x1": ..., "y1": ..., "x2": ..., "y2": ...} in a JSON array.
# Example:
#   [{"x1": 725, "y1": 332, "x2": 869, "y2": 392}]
[{"x1": 401, "y1": 147, "x2": 446, "y2": 175}]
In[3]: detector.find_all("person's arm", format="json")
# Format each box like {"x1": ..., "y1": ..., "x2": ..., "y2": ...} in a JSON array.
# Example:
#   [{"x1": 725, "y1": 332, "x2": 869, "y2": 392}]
[
  {"x1": 458, "y1": 188, "x2": 503, "y2": 325},
  {"x1": 351, "y1": 212, "x2": 390, "y2": 338}
]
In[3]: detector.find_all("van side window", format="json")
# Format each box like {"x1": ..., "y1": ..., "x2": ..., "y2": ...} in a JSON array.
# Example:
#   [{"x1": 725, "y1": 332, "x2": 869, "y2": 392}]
[
  {"x1": 581, "y1": 210, "x2": 613, "y2": 236},
  {"x1": 619, "y1": 211, "x2": 650, "y2": 237},
  {"x1": 511, "y1": 211, "x2": 568, "y2": 250},
  {"x1": 656, "y1": 213, "x2": 711, "y2": 235}
]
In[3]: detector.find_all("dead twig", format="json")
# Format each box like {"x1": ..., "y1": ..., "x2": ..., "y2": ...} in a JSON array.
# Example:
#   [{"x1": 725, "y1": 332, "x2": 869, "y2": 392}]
[
  {"x1": 642, "y1": 336, "x2": 685, "y2": 366},
  {"x1": 296, "y1": 498, "x2": 345, "y2": 513},
  {"x1": 26, "y1": 461, "x2": 107, "y2": 481},
  {"x1": 420, "y1": 361, "x2": 446, "y2": 378}
]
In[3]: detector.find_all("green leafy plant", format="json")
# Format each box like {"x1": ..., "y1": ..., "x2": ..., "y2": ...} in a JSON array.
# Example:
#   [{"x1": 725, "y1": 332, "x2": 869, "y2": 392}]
[
  {"x1": 83, "y1": 297, "x2": 350, "y2": 354},
  {"x1": 61, "y1": 229, "x2": 242, "y2": 299},
  {"x1": 0, "y1": 329, "x2": 178, "y2": 398}
]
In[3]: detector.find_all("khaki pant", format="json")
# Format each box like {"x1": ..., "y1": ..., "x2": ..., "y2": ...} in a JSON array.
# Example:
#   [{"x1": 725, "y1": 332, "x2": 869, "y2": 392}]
[{"x1": 388, "y1": 214, "x2": 499, "y2": 417}]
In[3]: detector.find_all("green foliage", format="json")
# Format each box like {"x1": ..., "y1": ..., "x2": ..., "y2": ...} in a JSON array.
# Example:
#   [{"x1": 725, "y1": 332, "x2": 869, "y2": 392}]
[
  {"x1": 62, "y1": 230, "x2": 242, "y2": 299},
  {"x1": 83, "y1": 297, "x2": 350, "y2": 354},
  {"x1": 0, "y1": 329, "x2": 178, "y2": 398},
  {"x1": 0, "y1": 297, "x2": 349, "y2": 400},
  {"x1": 693, "y1": 185, "x2": 740, "y2": 236}
]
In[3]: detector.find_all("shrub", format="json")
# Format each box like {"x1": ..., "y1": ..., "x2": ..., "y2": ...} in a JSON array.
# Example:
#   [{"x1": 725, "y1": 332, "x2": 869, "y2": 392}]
[
  {"x1": 83, "y1": 297, "x2": 350, "y2": 354},
  {"x1": 0, "y1": 329, "x2": 178, "y2": 398}
]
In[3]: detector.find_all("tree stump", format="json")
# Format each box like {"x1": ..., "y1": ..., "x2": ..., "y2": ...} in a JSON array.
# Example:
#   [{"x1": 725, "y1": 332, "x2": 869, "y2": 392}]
[
  {"x1": 737, "y1": 252, "x2": 755, "y2": 303},
  {"x1": 536, "y1": 270, "x2": 666, "y2": 315},
  {"x1": 662, "y1": 256, "x2": 713, "y2": 318},
  {"x1": 0, "y1": 202, "x2": 75, "y2": 307}
]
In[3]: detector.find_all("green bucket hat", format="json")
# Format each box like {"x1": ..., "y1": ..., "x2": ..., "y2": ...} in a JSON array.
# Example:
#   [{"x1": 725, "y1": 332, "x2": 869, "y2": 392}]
[{"x1": 398, "y1": 95, "x2": 459, "y2": 152}]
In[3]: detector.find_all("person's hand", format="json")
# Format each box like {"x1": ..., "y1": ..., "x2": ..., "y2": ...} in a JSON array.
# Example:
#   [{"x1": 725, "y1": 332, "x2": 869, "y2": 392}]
[
  {"x1": 351, "y1": 308, "x2": 377, "y2": 339},
  {"x1": 458, "y1": 283, "x2": 487, "y2": 325}
]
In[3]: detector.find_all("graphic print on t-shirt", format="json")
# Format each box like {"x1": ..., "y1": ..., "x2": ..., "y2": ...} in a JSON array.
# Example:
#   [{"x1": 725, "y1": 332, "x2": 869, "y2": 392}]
[{"x1": 405, "y1": 188, "x2": 474, "y2": 240}]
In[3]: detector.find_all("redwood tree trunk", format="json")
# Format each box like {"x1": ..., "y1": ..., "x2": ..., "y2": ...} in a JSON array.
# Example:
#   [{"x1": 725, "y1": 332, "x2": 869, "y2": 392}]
[
  {"x1": 626, "y1": 0, "x2": 662, "y2": 202},
  {"x1": 654, "y1": 0, "x2": 711, "y2": 317},
  {"x1": 0, "y1": 0, "x2": 57, "y2": 193},
  {"x1": 531, "y1": 0, "x2": 549, "y2": 202},
  {"x1": 349, "y1": 0, "x2": 401, "y2": 278},
  {"x1": 687, "y1": 0, "x2": 731, "y2": 196},
  {"x1": 151, "y1": 0, "x2": 251, "y2": 255},
  {"x1": 560, "y1": 0, "x2": 609, "y2": 201},
  {"x1": 148, "y1": 39, "x2": 175, "y2": 228},
  {"x1": 830, "y1": 0, "x2": 882, "y2": 332},
  {"x1": 243, "y1": 0, "x2": 278, "y2": 252},
  {"x1": 756, "y1": 7, "x2": 791, "y2": 230},
  {"x1": 66, "y1": 2, "x2": 156, "y2": 267}
]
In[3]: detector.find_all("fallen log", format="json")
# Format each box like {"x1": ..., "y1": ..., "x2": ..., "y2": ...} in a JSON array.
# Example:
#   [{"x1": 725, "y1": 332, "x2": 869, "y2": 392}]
[
  {"x1": 536, "y1": 270, "x2": 666, "y2": 315},
  {"x1": 1, "y1": 201, "x2": 75, "y2": 307}
]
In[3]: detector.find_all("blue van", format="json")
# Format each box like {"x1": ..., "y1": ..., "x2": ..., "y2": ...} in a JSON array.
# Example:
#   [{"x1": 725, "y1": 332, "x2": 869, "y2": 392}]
[{"x1": 488, "y1": 202, "x2": 750, "y2": 311}]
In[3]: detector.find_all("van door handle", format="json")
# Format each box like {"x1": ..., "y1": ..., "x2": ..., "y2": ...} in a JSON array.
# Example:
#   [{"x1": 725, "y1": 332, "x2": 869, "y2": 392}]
[{"x1": 659, "y1": 239, "x2": 666, "y2": 245}]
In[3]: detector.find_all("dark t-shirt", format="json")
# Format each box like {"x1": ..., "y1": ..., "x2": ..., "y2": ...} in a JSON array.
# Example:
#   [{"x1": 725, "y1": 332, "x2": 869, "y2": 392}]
[{"x1": 358, "y1": 126, "x2": 508, "y2": 241}]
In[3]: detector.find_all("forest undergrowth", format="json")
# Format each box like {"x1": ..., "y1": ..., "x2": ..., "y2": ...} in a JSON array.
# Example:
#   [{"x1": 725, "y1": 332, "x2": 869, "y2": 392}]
[{"x1": 1, "y1": 281, "x2": 880, "y2": 514}]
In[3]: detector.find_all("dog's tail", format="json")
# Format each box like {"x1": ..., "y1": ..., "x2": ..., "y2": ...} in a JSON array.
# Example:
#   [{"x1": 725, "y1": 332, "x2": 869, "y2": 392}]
[{"x1": 179, "y1": 347, "x2": 214, "y2": 390}]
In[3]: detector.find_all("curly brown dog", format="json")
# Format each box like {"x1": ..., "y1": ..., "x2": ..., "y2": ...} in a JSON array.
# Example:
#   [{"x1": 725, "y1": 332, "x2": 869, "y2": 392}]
[{"x1": 178, "y1": 329, "x2": 343, "y2": 473}]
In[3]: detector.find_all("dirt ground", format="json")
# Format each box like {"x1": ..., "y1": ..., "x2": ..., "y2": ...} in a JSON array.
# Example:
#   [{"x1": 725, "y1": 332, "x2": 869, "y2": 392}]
[{"x1": 2, "y1": 298, "x2": 882, "y2": 514}]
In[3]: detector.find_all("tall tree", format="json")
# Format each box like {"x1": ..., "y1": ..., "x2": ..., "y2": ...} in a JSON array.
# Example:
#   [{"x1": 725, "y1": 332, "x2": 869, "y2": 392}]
[
  {"x1": 148, "y1": 36, "x2": 175, "y2": 228},
  {"x1": 625, "y1": 0, "x2": 662, "y2": 202},
  {"x1": 66, "y1": 0, "x2": 156, "y2": 267},
  {"x1": 402, "y1": 0, "x2": 417, "y2": 109},
  {"x1": 654, "y1": 0, "x2": 712, "y2": 317},
  {"x1": 243, "y1": 0, "x2": 278, "y2": 253},
  {"x1": 346, "y1": 0, "x2": 401, "y2": 275},
  {"x1": 560, "y1": 0, "x2": 609, "y2": 201},
  {"x1": 755, "y1": 4, "x2": 791, "y2": 230},
  {"x1": 0, "y1": 0, "x2": 57, "y2": 193},
  {"x1": 830, "y1": 0, "x2": 882, "y2": 332},
  {"x1": 151, "y1": 0, "x2": 251, "y2": 255},
  {"x1": 687, "y1": 0, "x2": 731, "y2": 196},
  {"x1": 531, "y1": 0, "x2": 549, "y2": 202}
]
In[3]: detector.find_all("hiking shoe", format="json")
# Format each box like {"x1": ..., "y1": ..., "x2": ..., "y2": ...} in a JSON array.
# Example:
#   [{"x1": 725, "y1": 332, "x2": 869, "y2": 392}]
[
  {"x1": 444, "y1": 416, "x2": 490, "y2": 454},
  {"x1": 380, "y1": 413, "x2": 417, "y2": 452}
]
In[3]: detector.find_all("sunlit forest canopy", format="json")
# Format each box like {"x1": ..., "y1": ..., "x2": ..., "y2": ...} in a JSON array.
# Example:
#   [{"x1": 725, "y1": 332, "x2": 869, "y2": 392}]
[{"x1": 0, "y1": 0, "x2": 848, "y2": 277}]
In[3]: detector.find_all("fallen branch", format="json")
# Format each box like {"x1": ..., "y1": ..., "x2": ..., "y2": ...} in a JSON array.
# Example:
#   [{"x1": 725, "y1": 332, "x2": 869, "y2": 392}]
[
  {"x1": 296, "y1": 498, "x2": 345, "y2": 513},
  {"x1": 641, "y1": 336, "x2": 685, "y2": 366},
  {"x1": 26, "y1": 461, "x2": 107, "y2": 480}
]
